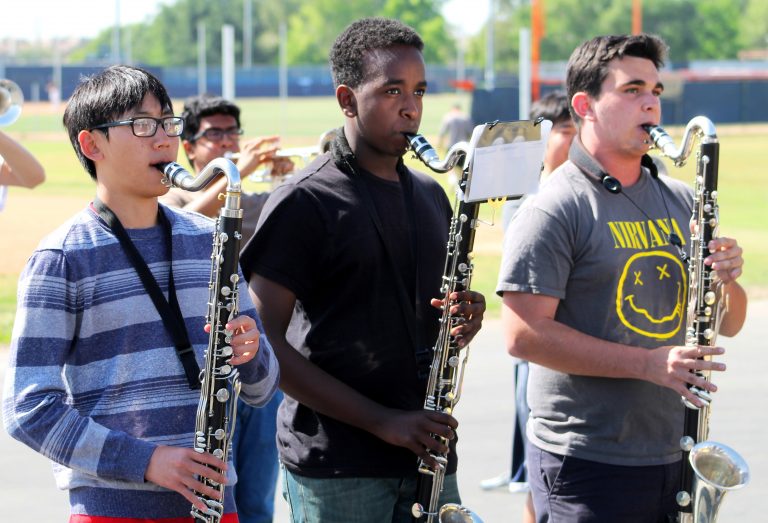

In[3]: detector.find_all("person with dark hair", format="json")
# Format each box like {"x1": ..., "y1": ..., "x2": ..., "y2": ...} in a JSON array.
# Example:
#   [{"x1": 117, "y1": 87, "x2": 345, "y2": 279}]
[
  {"x1": 498, "y1": 34, "x2": 747, "y2": 521},
  {"x1": 2, "y1": 65, "x2": 279, "y2": 522},
  {"x1": 482, "y1": 90, "x2": 576, "y2": 523},
  {"x1": 530, "y1": 90, "x2": 576, "y2": 177},
  {"x1": 159, "y1": 93, "x2": 287, "y2": 523},
  {"x1": 160, "y1": 94, "x2": 293, "y2": 243},
  {"x1": 240, "y1": 17, "x2": 486, "y2": 522}
]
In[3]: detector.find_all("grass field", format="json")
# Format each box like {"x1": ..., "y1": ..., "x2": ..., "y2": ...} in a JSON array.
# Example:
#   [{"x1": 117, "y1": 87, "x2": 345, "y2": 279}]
[{"x1": 1, "y1": 94, "x2": 767, "y2": 343}]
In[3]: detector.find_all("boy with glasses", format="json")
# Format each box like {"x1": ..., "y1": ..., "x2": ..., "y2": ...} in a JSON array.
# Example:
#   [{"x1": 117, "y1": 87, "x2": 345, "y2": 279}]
[
  {"x1": 160, "y1": 94, "x2": 294, "y2": 243},
  {"x1": 3, "y1": 65, "x2": 279, "y2": 522}
]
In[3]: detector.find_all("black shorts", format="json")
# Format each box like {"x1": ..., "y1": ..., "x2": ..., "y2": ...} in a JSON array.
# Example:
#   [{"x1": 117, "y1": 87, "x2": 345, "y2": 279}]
[{"x1": 527, "y1": 441, "x2": 680, "y2": 523}]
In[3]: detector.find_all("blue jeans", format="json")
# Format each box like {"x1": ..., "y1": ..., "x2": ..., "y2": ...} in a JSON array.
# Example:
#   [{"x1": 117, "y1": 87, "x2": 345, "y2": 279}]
[
  {"x1": 282, "y1": 468, "x2": 461, "y2": 523},
  {"x1": 232, "y1": 390, "x2": 284, "y2": 523},
  {"x1": 510, "y1": 361, "x2": 530, "y2": 483}
]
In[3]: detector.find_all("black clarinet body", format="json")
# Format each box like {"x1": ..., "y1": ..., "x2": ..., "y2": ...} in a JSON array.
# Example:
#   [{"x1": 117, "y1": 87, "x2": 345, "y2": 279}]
[
  {"x1": 162, "y1": 159, "x2": 244, "y2": 523},
  {"x1": 644, "y1": 119, "x2": 749, "y2": 523},
  {"x1": 406, "y1": 134, "x2": 483, "y2": 523}
]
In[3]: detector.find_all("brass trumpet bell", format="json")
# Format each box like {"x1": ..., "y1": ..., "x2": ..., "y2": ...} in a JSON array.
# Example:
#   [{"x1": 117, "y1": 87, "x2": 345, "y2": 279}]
[{"x1": 0, "y1": 79, "x2": 23, "y2": 126}]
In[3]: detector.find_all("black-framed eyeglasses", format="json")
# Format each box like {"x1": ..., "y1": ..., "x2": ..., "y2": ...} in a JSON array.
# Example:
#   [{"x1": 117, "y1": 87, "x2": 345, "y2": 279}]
[
  {"x1": 89, "y1": 116, "x2": 185, "y2": 137},
  {"x1": 191, "y1": 127, "x2": 244, "y2": 142}
]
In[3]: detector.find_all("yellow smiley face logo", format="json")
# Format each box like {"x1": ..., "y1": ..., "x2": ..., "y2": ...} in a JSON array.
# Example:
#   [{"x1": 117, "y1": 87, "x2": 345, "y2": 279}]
[{"x1": 616, "y1": 251, "x2": 687, "y2": 339}]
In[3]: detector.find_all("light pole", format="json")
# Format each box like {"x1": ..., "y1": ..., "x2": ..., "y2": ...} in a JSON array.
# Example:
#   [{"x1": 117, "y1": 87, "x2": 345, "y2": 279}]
[
  {"x1": 197, "y1": 22, "x2": 207, "y2": 95},
  {"x1": 485, "y1": 0, "x2": 495, "y2": 90},
  {"x1": 112, "y1": 0, "x2": 121, "y2": 63},
  {"x1": 243, "y1": 0, "x2": 253, "y2": 68},
  {"x1": 632, "y1": 0, "x2": 642, "y2": 34}
]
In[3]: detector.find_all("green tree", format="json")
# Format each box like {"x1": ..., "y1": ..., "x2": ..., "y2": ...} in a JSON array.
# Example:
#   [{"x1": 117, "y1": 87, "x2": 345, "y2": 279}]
[
  {"x1": 63, "y1": 0, "x2": 756, "y2": 67},
  {"x1": 68, "y1": 0, "x2": 454, "y2": 67},
  {"x1": 68, "y1": 0, "x2": 301, "y2": 66},
  {"x1": 380, "y1": 0, "x2": 454, "y2": 64},
  {"x1": 285, "y1": 0, "x2": 384, "y2": 65},
  {"x1": 286, "y1": 0, "x2": 454, "y2": 65},
  {"x1": 739, "y1": 0, "x2": 768, "y2": 52},
  {"x1": 464, "y1": 0, "x2": 750, "y2": 70},
  {"x1": 640, "y1": 0, "x2": 743, "y2": 61}
]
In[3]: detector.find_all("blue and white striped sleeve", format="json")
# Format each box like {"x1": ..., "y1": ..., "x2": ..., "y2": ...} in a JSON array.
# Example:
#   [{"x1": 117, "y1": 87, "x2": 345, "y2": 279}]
[{"x1": 2, "y1": 249, "x2": 155, "y2": 483}]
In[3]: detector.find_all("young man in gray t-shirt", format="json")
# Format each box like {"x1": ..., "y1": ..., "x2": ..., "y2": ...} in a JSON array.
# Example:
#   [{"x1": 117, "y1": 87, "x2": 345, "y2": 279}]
[{"x1": 498, "y1": 34, "x2": 748, "y2": 521}]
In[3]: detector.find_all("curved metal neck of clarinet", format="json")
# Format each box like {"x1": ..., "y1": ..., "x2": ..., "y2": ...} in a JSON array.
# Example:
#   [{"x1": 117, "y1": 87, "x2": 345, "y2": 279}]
[{"x1": 161, "y1": 159, "x2": 242, "y2": 216}]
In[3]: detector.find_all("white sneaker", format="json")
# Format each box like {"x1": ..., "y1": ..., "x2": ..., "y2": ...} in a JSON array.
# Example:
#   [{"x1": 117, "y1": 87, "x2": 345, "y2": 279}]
[
  {"x1": 479, "y1": 472, "x2": 512, "y2": 490},
  {"x1": 508, "y1": 481, "x2": 530, "y2": 494}
]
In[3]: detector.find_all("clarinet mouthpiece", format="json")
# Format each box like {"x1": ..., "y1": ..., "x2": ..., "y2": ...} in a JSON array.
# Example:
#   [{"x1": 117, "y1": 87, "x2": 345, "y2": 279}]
[{"x1": 159, "y1": 162, "x2": 190, "y2": 188}]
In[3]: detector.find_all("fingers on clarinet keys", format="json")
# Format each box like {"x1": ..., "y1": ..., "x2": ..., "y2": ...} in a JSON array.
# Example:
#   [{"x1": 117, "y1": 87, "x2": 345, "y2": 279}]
[
  {"x1": 191, "y1": 498, "x2": 224, "y2": 519},
  {"x1": 683, "y1": 386, "x2": 712, "y2": 409}
]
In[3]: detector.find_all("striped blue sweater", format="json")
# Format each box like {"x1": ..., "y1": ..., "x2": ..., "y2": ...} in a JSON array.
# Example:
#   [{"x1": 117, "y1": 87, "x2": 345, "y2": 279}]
[{"x1": 2, "y1": 203, "x2": 279, "y2": 518}]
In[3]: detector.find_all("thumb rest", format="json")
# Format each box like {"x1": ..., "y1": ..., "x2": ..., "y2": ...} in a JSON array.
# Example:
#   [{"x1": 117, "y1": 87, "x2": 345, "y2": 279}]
[
  {"x1": 162, "y1": 159, "x2": 244, "y2": 523},
  {"x1": 643, "y1": 118, "x2": 749, "y2": 523},
  {"x1": 405, "y1": 133, "x2": 483, "y2": 523}
]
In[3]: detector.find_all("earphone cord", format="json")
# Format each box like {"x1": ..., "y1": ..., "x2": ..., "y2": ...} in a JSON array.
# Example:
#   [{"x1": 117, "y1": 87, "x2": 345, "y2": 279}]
[{"x1": 619, "y1": 179, "x2": 689, "y2": 264}]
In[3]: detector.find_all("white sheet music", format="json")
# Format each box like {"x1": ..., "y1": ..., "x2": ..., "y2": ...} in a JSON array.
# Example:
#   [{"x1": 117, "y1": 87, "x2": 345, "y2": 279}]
[{"x1": 463, "y1": 120, "x2": 551, "y2": 203}]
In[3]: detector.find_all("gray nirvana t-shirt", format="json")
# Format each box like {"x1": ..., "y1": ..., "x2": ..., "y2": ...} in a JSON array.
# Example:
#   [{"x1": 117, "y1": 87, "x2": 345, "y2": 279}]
[{"x1": 497, "y1": 159, "x2": 694, "y2": 466}]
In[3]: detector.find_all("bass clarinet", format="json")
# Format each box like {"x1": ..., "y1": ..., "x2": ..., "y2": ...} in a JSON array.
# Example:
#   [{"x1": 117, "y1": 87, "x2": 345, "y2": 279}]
[
  {"x1": 162, "y1": 159, "x2": 244, "y2": 523},
  {"x1": 643, "y1": 118, "x2": 749, "y2": 523},
  {"x1": 405, "y1": 134, "x2": 483, "y2": 523}
]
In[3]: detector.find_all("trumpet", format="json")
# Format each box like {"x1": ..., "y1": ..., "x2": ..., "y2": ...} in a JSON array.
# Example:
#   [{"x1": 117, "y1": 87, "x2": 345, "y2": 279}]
[
  {"x1": 224, "y1": 146, "x2": 318, "y2": 163},
  {"x1": 0, "y1": 79, "x2": 23, "y2": 126},
  {"x1": 223, "y1": 150, "x2": 298, "y2": 186},
  {"x1": 228, "y1": 128, "x2": 340, "y2": 185}
]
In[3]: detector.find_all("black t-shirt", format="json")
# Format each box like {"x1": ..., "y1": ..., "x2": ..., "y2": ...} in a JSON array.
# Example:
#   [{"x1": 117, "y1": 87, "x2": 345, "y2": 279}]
[{"x1": 240, "y1": 150, "x2": 455, "y2": 478}]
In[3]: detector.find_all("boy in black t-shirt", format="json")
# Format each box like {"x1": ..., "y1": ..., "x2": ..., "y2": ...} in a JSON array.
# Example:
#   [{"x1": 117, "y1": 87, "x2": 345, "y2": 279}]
[{"x1": 241, "y1": 17, "x2": 486, "y2": 523}]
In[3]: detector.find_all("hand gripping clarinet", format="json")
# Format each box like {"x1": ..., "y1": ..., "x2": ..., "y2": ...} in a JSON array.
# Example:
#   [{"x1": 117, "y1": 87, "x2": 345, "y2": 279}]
[
  {"x1": 162, "y1": 159, "x2": 244, "y2": 523},
  {"x1": 643, "y1": 118, "x2": 749, "y2": 523},
  {"x1": 405, "y1": 134, "x2": 483, "y2": 523}
]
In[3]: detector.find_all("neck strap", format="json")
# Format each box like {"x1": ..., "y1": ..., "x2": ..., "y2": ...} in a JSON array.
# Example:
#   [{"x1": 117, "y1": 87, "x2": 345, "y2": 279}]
[{"x1": 92, "y1": 198, "x2": 201, "y2": 389}]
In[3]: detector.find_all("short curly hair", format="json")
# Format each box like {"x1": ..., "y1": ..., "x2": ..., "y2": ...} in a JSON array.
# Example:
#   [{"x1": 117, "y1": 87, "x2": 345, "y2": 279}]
[{"x1": 329, "y1": 17, "x2": 424, "y2": 89}]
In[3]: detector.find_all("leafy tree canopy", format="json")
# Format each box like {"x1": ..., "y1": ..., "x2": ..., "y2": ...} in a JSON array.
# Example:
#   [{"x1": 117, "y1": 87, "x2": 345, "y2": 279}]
[
  {"x1": 66, "y1": 0, "x2": 764, "y2": 67},
  {"x1": 466, "y1": 0, "x2": 761, "y2": 68}
]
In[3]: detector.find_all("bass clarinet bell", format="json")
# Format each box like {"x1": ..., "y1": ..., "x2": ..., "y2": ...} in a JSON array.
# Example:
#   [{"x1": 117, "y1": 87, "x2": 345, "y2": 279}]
[{"x1": 688, "y1": 442, "x2": 750, "y2": 523}]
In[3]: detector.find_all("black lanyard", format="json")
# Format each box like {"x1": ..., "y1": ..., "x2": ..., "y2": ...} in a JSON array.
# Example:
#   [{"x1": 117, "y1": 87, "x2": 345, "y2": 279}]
[{"x1": 93, "y1": 198, "x2": 201, "y2": 389}]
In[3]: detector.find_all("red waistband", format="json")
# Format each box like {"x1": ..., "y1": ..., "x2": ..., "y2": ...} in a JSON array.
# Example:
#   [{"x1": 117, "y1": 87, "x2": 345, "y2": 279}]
[{"x1": 70, "y1": 513, "x2": 239, "y2": 523}]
